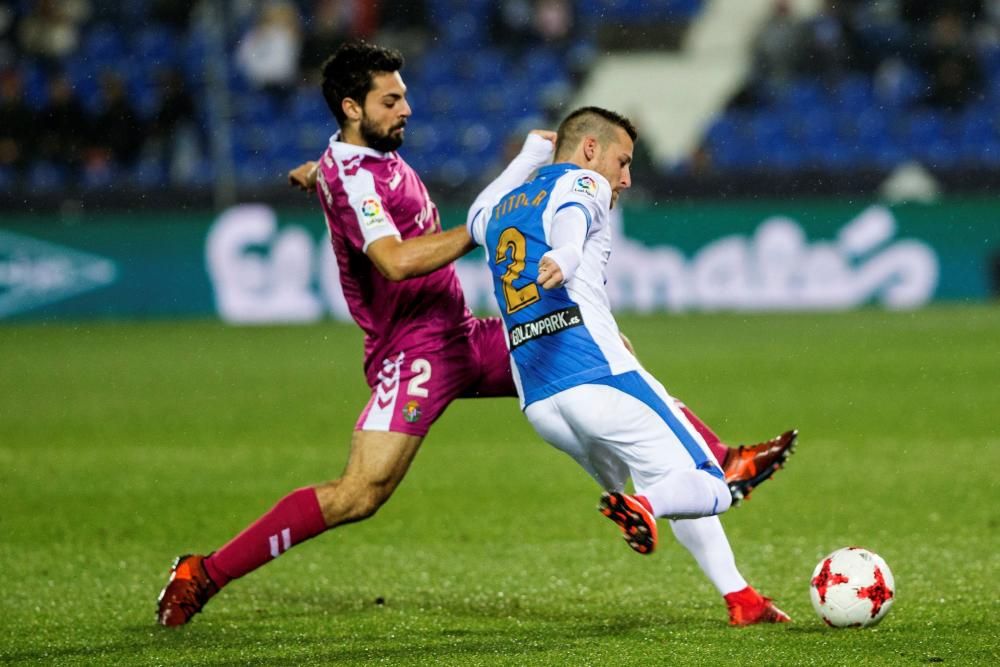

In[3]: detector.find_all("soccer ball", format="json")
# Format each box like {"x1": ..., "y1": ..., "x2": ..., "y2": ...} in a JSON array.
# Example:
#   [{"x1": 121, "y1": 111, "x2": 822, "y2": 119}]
[{"x1": 810, "y1": 547, "x2": 895, "y2": 628}]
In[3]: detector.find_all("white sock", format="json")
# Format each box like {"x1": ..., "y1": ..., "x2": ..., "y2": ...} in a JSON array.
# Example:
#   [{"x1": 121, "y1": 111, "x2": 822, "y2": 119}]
[
  {"x1": 639, "y1": 469, "x2": 732, "y2": 519},
  {"x1": 670, "y1": 516, "x2": 748, "y2": 595}
]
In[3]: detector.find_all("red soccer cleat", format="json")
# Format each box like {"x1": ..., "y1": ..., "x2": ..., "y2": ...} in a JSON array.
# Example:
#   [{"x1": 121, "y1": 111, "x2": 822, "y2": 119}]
[
  {"x1": 156, "y1": 554, "x2": 219, "y2": 627},
  {"x1": 723, "y1": 429, "x2": 798, "y2": 504},
  {"x1": 725, "y1": 586, "x2": 793, "y2": 626},
  {"x1": 598, "y1": 492, "x2": 658, "y2": 555}
]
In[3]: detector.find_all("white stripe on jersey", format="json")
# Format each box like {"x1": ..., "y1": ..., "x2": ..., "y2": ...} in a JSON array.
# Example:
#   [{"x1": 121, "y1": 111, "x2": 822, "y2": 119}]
[
  {"x1": 540, "y1": 169, "x2": 637, "y2": 378},
  {"x1": 362, "y1": 352, "x2": 405, "y2": 430},
  {"x1": 330, "y1": 140, "x2": 401, "y2": 253}
]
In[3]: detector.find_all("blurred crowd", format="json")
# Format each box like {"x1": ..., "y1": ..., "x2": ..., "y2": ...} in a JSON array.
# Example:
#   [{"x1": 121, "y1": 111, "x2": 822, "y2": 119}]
[
  {"x1": 736, "y1": 0, "x2": 998, "y2": 112},
  {"x1": 0, "y1": 61, "x2": 200, "y2": 187},
  {"x1": 0, "y1": 0, "x2": 998, "y2": 193},
  {"x1": 0, "y1": 0, "x2": 598, "y2": 190}
]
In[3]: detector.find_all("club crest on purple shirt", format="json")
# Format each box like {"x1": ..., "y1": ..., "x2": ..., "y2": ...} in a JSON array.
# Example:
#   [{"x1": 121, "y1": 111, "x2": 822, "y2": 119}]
[{"x1": 402, "y1": 400, "x2": 422, "y2": 423}]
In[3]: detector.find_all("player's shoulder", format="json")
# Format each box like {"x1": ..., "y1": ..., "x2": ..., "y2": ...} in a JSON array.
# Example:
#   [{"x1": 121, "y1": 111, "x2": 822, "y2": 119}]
[
  {"x1": 322, "y1": 141, "x2": 403, "y2": 201},
  {"x1": 552, "y1": 167, "x2": 611, "y2": 205}
]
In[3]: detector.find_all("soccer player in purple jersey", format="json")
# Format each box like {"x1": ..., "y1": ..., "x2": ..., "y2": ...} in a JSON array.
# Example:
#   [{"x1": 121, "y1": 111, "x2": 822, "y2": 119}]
[
  {"x1": 156, "y1": 41, "x2": 794, "y2": 627},
  {"x1": 156, "y1": 40, "x2": 529, "y2": 627}
]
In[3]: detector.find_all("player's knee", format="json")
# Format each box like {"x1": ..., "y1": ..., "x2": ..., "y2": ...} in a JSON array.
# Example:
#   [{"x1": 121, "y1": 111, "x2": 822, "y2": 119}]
[
  {"x1": 355, "y1": 482, "x2": 392, "y2": 519},
  {"x1": 340, "y1": 476, "x2": 395, "y2": 520},
  {"x1": 709, "y1": 475, "x2": 732, "y2": 515},
  {"x1": 315, "y1": 476, "x2": 394, "y2": 525}
]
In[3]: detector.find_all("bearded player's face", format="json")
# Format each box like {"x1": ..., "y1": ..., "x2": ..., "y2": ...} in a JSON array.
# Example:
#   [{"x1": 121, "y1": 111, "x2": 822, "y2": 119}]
[{"x1": 360, "y1": 71, "x2": 411, "y2": 153}]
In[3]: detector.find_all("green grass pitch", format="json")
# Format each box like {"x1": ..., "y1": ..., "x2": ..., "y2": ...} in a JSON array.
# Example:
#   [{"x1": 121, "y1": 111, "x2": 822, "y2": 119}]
[{"x1": 2, "y1": 305, "x2": 998, "y2": 665}]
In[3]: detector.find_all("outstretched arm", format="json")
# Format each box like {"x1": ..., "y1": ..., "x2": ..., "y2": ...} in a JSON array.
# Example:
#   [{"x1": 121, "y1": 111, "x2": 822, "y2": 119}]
[
  {"x1": 366, "y1": 226, "x2": 476, "y2": 282},
  {"x1": 288, "y1": 158, "x2": 472, "y2": 282},
  {"x1": 288, "y1": 161, "x2": 319, "y2": 191},
  {"x1": 466, "y1": 131, "x2": 556, "y2": 241}
]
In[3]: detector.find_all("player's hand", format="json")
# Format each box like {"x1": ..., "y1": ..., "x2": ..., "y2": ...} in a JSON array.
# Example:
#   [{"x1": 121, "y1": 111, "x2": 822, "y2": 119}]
[
  {"x1": 537, "y1": 255, "x2": 565, "y2": 289},
  {"x1": 528, "y1": 129, "x2": 557, "y2": 145},
  {"x1": 288, "y1": 161, "x2": 319, "y2": 192}
]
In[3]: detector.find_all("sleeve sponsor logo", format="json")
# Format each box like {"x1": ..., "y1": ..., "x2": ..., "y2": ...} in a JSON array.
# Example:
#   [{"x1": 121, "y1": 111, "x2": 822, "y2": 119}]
[
  {"x1": 508, "y1": 305, "x2": 584, "y2": 349},
  {"x1": 572, "y1": 175, "x2": 598, "y2": 198},
  {"x1": 359, "y1": 196, "x2": 388, "y2": 228}
]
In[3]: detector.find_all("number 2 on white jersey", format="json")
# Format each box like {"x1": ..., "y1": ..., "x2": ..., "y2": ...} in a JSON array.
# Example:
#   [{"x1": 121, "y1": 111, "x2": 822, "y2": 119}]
[
  {"x1": 408, "y1": 358, "x2": 432, "y2": 397},
  {"x1": 495, "y1": 227, "x2": 540, "y2": 314}
]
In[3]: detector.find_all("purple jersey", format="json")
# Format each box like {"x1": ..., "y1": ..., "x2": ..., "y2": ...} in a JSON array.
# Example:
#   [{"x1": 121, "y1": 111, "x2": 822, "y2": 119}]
[{"x1": 316, "y1": 136, "x2": 475, "y2": 383}]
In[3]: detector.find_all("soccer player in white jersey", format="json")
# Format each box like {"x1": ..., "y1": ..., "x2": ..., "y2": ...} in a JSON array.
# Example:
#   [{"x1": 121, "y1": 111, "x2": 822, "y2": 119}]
[{"x1": 466, "y1": 106, "x2": 791, "y2": 626}]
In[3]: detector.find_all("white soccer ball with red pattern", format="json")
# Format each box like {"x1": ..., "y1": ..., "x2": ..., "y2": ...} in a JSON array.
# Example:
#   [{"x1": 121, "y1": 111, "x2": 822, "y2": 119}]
[{"x1": 810, "y1": 547, "x2": 895, "y2": 628}]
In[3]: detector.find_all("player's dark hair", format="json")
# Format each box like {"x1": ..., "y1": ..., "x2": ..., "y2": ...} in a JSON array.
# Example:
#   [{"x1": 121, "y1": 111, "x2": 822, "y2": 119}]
[
  {"x1": 554, "y1": 106, "x2": 637, "y2": 160},
  {"x1": 321, "y1": 41, "x2": 405, "y2": 126}
]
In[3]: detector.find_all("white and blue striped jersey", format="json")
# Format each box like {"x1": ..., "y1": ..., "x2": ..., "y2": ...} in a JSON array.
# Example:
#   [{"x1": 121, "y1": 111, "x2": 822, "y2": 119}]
[{"x1": 468, "y1": 162, "x2": 641, "y2": 409}]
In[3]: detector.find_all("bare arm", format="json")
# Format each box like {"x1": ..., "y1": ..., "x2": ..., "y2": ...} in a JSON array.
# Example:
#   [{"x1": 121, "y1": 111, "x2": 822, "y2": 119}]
[
  {"x1": 366, "y1": 226, "x2": 476, "y2": 282},
  {"x1": 466, "y1": 131, "x2": 556, "y2": 235},
  {"x1": 287, "y1": 158, "x2": 470, "y2": 281},
  {"x1": 288, "y1": 161, "x2": 319, "y2": 191}
]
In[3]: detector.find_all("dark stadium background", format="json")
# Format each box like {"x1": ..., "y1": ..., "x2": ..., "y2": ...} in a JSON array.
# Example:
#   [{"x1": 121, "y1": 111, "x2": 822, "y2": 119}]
[
  {"x1": 2, "y1": 0, "x2": 999, "y2": 208},
  {"x1": 2, "y1": 0, "x2": 998, "y2": 322},
  {"x1": 2, "y1": 3, "x2": 999, "y2": 664}
]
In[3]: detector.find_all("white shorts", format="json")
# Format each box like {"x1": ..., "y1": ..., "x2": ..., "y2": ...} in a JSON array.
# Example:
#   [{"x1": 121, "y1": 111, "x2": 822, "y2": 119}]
[{"x1": 524, "y1": 369, "x2": 723, "y2": 495}]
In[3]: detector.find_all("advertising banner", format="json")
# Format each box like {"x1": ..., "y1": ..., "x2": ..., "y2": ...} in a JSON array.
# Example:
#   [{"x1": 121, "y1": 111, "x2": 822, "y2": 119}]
[{"x1": 1, "y1": 199, "x2": 997, "y2": 322}]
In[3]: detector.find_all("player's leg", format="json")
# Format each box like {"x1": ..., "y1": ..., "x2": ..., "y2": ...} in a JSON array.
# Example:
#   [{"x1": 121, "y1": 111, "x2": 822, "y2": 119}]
[
  {"x1": 603, "y1": 370, "x2": 790, "y2": 624},
  {"x1": 533, "y1": 381, "x2": 727, "y2": 554},
  {"x1": 525, "y1": 396, "x2": 629, "y2": 491},
  {"x1": 204, "y1": 429, "x2": 423, "y2": 586},
  {"x1": 525, "y1": 393, "x2": 656, "y2": 553},
  {"x1": 158, "y1": 343, "x2": 465, "y2": 627},
  {"x1": 314, "y1": 430, "x2": 424, "y2": 526},
  {"x1": 156, "y1": 430, "x2": 422, "y2": 626},
  {"x1": 565, "y1": 372, "x2": 731, "y2": 520},
  {"x1": 669, "y1": 517, "x2": 791, "y2": 625},
  {"x1": 673, "y1": 398, "x2": 728, "y2": 463},
  {"x1": 674, "y1": 398, "x2": 797, "y2": 503},
  {"x1": 460, "y1": 317, "x2": 517, "y2": 399}
]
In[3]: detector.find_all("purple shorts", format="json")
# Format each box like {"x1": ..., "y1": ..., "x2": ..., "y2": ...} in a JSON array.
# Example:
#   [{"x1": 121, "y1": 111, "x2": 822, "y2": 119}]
[{"x1": 355, "y1": 317, "x2": 515, "y2": 436}]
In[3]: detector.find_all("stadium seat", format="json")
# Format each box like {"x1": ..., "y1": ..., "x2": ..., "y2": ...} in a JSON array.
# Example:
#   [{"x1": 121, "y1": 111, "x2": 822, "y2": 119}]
[
  {"x1": 20, "y1": 61, "x2": 49, "y2": 109},
  {"x1": 28, "y1": 162, "x2": 68, "y2": 191},
  {"x1": 82, "y1": 163, "x2": 119, "y2": 190},
  {"x1": 131, "y1": 158, "x2": 167, "y2": 189},
  {"x1": 134, "y1": 26, "x2": 177, "y2": 69},
  {"x1": 83, "y1": 23, "x2": 127, "y2": 62},
  {"x1": 442, "y1": 11, "x2": 482, "y2": 49},
  {"x1": 870, "y1": 140, "x2": 907, "y2": 170},
  {"x1": 767, "y1": 138, "x2": 807, "y2": 171},
  {"x1": 10, "y1": 2, "x2": 1000, "y2": 192},
  {"x1": 831, "y1": 75, "x2": 875, "y2": 113}
]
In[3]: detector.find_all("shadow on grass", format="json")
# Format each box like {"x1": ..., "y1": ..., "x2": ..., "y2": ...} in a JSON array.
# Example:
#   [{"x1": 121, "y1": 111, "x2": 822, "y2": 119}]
[
  {"x1": 0, "y1": 599, "x2": 672, "y2": 665},
  {"x1": 2, "y1": 622, "x2": 646, "y2": 665}
]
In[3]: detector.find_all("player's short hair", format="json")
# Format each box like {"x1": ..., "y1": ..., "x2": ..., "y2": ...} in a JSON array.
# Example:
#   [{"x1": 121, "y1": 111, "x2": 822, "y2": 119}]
[
  {"x1": 554, "y1": 106, "x2": 637, "y2": 160},
  {"x1": 321, "y1": 41, "x2": 405, "y2": 125}
]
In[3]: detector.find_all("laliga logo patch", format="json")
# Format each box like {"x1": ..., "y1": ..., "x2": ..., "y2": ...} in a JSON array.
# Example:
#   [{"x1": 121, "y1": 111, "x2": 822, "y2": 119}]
[
  {"x1": 573, "y1": 175, "x2": 598, "y2": 198},
  {"x1": 402, "y1": 400, "x2": 422, "y2": 423},
  {"x1": 360, "y1": 196, "x2": 387, "y2": 228}
]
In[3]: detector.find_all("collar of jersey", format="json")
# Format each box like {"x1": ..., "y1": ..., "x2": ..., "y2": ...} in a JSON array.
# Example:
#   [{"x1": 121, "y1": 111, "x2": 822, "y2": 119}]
[
  {"x1": 538, "y1": 162, "x2": 580, "y2": 177},
  {"x1": 328, "y1": 132, "x2": 396, "y2": 160}
]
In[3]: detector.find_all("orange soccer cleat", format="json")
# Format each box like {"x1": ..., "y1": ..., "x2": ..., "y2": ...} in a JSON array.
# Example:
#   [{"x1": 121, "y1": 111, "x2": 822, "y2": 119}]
[
  {"x1": 598, "y1": 491, "x2": 658, "y2": 555},
  {"x1": 725, "y1": 587, "x2": 793, "y2": 626},
  {"x1": 156, "y1": 554, "x2": 219, "y2": 627},
  {"x1": 723, "y1": 429, "x2": 798, "y2": 504}
]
